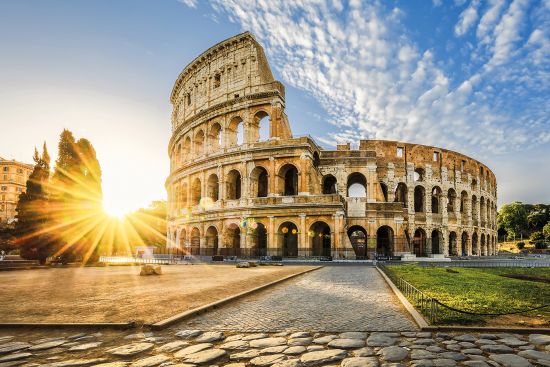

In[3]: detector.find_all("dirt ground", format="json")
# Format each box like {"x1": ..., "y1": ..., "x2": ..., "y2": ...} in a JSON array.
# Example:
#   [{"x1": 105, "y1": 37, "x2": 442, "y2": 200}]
[{"x1": 0, "y1": 264, "x2": 314, "y2": 324}]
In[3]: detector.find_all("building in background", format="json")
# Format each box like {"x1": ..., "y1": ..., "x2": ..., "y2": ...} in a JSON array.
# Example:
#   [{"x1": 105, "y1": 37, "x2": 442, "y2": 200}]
[{"x1": 0, "y1": 157, "x2": 33, "y2": 224}]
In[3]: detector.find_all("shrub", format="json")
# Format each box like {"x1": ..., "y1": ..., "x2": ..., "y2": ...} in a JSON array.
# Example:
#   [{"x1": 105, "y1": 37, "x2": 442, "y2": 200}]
[{"x1": 516, "y1": 242, "x2": 525, "y2": 250}]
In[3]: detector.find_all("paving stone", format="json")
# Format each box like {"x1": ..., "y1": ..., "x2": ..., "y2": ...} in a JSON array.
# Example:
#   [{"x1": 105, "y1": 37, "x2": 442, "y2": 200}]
[
  {"x1": 432, "y1": 359, "x2": 456, "y2": 367},
  {"x1": 535, "y1": 360, "x2": 550, "y2": 367},
  {"x1": 45, "y1": 359, "x2": 107, "y2": 367},
  {"x1": 479, "y1": 334, "x2": 498, "y2": 340},
  {"x1": 107, "y1": 343, "x2": 154, "y2": 357},
  {"x1": 283, "y1": 346, "x2": 306, "y2": 355},
  {"x1": 340, "y1": 357, "x2": 379, "y2": 367},
  {"x1": 287, "y1": 338, "x2": 312, "y2": 346},
  {"x1": 219, "y1": 341, "x2": 248, "y2": 350},
  {"x1": 0, "y1": 342, "x2": 31, "y2": 356},
  {"x1": 241, "y1": 334, "x2": 268, "y2": 341},
  {"x1": 518, "y1": 349, "x2": 550, "y2": 361},
  {"x1": 445, "y1": 344, "x2": 461, "y2": 352},
  {"x1": 289, "y1": 332, "x2": 310, "y2": 339},
  {"x1": 410, "y1": 361, "x2": 434, "y2": 367},
  {"x1": 0, "y1": 338, "x2": 14, "y2": 344},
  {"x1": 453, "y1": 335, "x2": 476, "y2": 342},
  {"x1": 518, "y1": 345, "x2": 535, "y2": 350},
  {"x1": 272, "y1": 359, "x2": 300, "y2": 367},
  {"x1": 230, "y1": 349, "x2": 261, "y2": 360},
  {"x1": 224, "y1": 363, "x2": 246, "y2": 367},
  {"x1": 130, "y1": 355, "x2": 170, "y2": 367},
  {"x1": 225, "y1": 334, "x2": 244, "y2": 342},
  {"x1": 410, "y1": 350, "x2": 436, "y2": 360},
  {"x1": 426, "y1": 346, "x2": 444, "y2": 353},
  {"x1": 249, "y1": 338, "x2": 286, "y2": 348},
  {"x1": 498, "y1": 338, "x2": 529, "y2": 347},
  {"x1": 194, "y1": 332, "x2": 224, "y2": 343},
  {"x1": 439, "y1": 352, "x2": 466, "y2": 361},
  {"x1": 480, "y1": 344, "x2": 514, "y2": 353},
  {"x1": 462, "y1": 362, "x2": 490, "y2": 367},
  {"x1": 377, "y1": 346, "x2": 408, "y2": 362},
  {"x1": 300, "y1": 349, "x2": 347, "y2": 366},
  {"x1": 183, "y1": 349, "x2": 226, "y2": 364},
  {"x1": 0, "y1": 354, "x2": 31, "y2": 363},
  {"x1": 458, "y1": 342, "x2": 476, "y2": 348},
  {"x1": 462, "y1": 348, "x2": 483, "y2": 355},
  {"x1": 366, "y1": 334, "x2": 396, "y2": 347},
  {"x1": 28, "y1": 340, "x2": 67, "y2": 351},
  {"x1": 313, "y1": 336, "x2": 338, "y2": 345},
  {"x1": 173, "y1": 343, "x2": 213, "y2": 358},
  {"x1": 174, "y1": 331, "x2": 202, "y2": 340},
  {"x1": 415, "y1": 339, "x2": 436, "y2": 345},
  {"x1": 353, "y1": 347, "x2": 376, "y2": 357},
  {"x1": 474, "y1": 339, "x2": 496, "y2": 345},
  {"x1": 529, "y1": 334, "x2": 550, "y2": 346},
  {"x1": 156, "y1": 341, "x2": 189, "y2": 353},
  {"x1": 68, "y1": 342, "x2": 103, "y2": 352},
  {"x1": 307, "y1": 346, "x2": 325, "y2": 352},
  {"x1": 259, "y1": 346, "x2": 287, "y2": 355},
  {"x1": 339, "y1": 333, "x2": 368, "y2": 340},
  {"x1": 488, "y1": 353, "x2": 533, "y2": 367},
  {"x1": 93, "y1": 363, "x2": 129, "y2": 367},
  {"x1": 328, "y1": 339, "x2": 365, "y2": 349},
  {"x1": 249, "y1": 354, "x2": 286, "y2": 366},
  {"x1": 33, "y1": 337, "x2": 64, "y2": 344}
]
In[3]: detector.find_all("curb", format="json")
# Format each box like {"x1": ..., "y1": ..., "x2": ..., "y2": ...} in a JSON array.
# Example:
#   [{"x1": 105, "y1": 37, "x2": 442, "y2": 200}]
[
  {"x1": 375, "y1": 266, "x2": 429, "y2": 329},
  {"x1": 0, "y1": 322, "x2": 135, "y2": 330},
  {"x1": 149, "y1": 266, "x2": 323, "y2": 330}
]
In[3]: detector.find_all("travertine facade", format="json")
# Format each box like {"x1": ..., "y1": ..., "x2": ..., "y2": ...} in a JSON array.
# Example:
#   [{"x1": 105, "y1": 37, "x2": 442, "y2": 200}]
[
  {"x1": 166, "y1": 32, "x2": 498, "y2": 259},
  {"x1": 0, "y1": 157, "x2": 33, "y2": 224}
]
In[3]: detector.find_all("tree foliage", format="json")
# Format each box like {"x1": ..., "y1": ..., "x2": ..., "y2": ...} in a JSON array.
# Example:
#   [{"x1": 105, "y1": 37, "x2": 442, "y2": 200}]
[{"x1": 497, "y1": 201, "x2": 529, "y2": 238}]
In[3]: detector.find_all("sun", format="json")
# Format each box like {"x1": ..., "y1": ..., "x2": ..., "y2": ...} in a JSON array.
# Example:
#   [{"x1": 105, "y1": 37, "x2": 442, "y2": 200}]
[{"x1": 102, "y1": 202, "x2": 130, "y2": 219}]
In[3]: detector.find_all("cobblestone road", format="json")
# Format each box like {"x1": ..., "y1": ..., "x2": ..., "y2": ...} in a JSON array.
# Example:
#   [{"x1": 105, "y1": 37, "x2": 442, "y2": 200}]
[{"x1": 181, "y1": 266, "x2": 418, "y2": 332}]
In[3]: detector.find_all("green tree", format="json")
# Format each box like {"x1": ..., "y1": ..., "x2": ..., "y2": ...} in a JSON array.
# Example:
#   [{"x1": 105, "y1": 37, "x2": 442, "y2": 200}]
[
  {"x1": 544, "y1": 222, "x2": 550, "y2": 240},
  {"x1": 527, "y1": 204, "x2": 550, "y2": 231},
  {"x1": 15, "y1": 145, "x2": 55, "y2": 264},
  {"x1": 497, "y1": 201, "x2": 528, "y2": 239}
]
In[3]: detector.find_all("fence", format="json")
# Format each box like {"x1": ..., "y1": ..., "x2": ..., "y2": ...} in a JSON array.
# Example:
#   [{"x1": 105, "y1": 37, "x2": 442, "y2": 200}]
[
  {"x1": 378, "y1": 264, "x2": 550, "y2": 325},
  {"x1": 381, "y1": 259, "x2": 550, "y2": 268}
]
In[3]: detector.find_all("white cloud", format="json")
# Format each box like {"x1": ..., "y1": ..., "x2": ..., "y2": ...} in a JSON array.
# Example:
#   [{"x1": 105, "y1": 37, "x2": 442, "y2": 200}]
[
  {"x1": 178, "y1": 0, "x2": 198, "y2": 8},
  {"x1": 476, "y1": 0, "x2": 507, "y2": 44},
  {"x1": 455, "y1": 0, "x2": 481, "y2": 36}
]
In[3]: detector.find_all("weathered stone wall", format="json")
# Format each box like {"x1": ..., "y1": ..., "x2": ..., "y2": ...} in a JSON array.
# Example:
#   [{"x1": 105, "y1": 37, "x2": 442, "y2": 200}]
[{"x1": 166, "y1": 33, "x2": 498, "y2": 259}]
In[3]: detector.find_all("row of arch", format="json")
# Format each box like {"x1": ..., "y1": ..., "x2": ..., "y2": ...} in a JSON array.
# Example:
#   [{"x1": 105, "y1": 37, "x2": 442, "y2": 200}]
[
  {"x1": 413, "y1": 167, "x2": 496, "y2": 198},
  {"x1": 173, "y1": 111, "x2": 270, "y2": 167}
]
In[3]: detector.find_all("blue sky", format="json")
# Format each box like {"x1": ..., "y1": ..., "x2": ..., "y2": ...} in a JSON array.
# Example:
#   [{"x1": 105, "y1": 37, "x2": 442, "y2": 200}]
[{"x1": 0, "y1": 0, "x2": 548, "y2": 213}]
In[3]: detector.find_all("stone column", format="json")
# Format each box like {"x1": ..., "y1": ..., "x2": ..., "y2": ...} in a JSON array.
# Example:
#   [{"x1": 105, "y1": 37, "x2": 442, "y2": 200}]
[
  {"x1": 269, "y1": 157, "x2": 276, "y2": 196},
  {"x1": 268, "y1": 216, "x2": 275, "y2": 252},
  {"x1": 299, "y1": 213, "x2": 307, "y2": 254}
]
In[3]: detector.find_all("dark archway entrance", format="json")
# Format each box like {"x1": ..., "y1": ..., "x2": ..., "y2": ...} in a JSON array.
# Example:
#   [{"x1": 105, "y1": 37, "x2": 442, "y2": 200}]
[
  {"x1": 461, "y1": 232, "x2": 468, "y2": 256},
  {"x1": 413, "y1": 229, "x2": 427, "y2": 257},
  {"x1": 280, "y1": 222, "x2": 298, "y2": 257},
  {"x1": 310, "y1": 221, "x2": 331, "y2": 257},
  {"x1": 431, "y1": 230, "x2": 441, "y2": 255},
  {"x1": 376, "y1": 226, "x2": 394, "y2": 257},
  {"x1": 205, "y1": 226, "x2": 218, "y2": 256},
  {"x1": 348, "y1": 225, "x2": 368, "y2": 259},
  {"x1": 449, "y1": 231, "x2": 457, "y2": 256},
  {"x1": 251, "y1": 223, "x2": 268, "y2": 257}
]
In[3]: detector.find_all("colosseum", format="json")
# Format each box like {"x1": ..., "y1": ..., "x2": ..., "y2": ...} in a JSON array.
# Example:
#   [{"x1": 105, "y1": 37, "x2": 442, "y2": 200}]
[{"x1": 166, "y1": 32, "x2": 498, "y2": 260}]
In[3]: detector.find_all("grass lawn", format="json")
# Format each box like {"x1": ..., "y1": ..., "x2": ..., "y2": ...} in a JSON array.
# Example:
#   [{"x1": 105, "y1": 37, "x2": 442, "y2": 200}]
[{"x1": 386, "y1": 265, "x2": 550, "y2": 326}]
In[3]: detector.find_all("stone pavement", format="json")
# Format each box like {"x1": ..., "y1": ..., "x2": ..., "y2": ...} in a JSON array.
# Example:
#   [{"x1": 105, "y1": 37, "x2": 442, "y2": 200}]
[
  {"x1": 182, "y1": 266, "x2": 417, "y2": 332},
  {"x1": 1, "y1": 329, "x2": 549, "y2": 367}
]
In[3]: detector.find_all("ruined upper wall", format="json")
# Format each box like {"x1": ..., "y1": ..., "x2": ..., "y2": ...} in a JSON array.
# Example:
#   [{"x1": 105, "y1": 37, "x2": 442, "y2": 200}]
[{"x1": 170, "y1": 32, "x2": 283, "y2": 130}]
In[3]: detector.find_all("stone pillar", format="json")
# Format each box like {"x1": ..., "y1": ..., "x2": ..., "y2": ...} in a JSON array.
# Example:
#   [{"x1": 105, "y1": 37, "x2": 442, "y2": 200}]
[
  {"x1": 299, "y1": 213, "x2": 307, "y2": 253},
  {"x1": 268, "y1": 216, "x2": 275, "y2": 251},
  {"x1": 298, "y1": 154, "x2": 310, "y2": 195},
  {"x1": 269, "y1": 157, "x2": 276, "y2": 196}
]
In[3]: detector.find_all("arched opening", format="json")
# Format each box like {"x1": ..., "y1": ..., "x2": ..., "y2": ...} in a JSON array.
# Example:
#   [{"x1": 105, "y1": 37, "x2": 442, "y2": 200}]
[
  {"x1": 194, "y1": 129, "x2": 205, "y2": 157},
  {"x1": 447, "y1": 188, "x2": 457, "y2": 212},
  {"x1": 413, "y1": 228, "x2": 427, "y2": 257},
  {"x1": 395, "y1": 183, "x2": 408, "y2": 207},
  {"x1": 376, "y1": 226, "x2": 394, "y2": 257},
  {"x1": 431, "y1": 186, "x2": 442, "y2": 213},
  {"x1": 279, "y1": 222, "x2": 298, "y2": 257},
  {"x1": 206, "y1": 174, "x2": 219, "y2": 202},
  {"x1": 460, "y1": 191, "x2": 468, "y2": 213},
  {"x1": 251, "y1": 222, "x2": 268, "y2": 256},
  {"x1": 322, "y1": 175, "x2": 337, "y2": 194},
  {"x1": 191, "y1": 227, "x2": 200, "y2": 255},
  {"x1": 431, "y1": 230, "x2": 441, "y2": 254},
  {"x1": 471, "y1": 179, "x2": 477, "y2": 191},
  {"x1": 347, "y1": 172, "x2": 367, "y2": 197},
  {"x1": 480, "y1": 197, "x2": 486, "y2": 224},
  {"x1": 347, "y1": 226, "x2": 367, "y2": 259},
  {"x1": 472, "y1": 195, "x2": 478, "y2": 218},
  {"x1": 472, "y1": 232, "x2": 479, "y2": 255},
  {"x1": 191, "y1": 178, "x2": 201, "y2": 206},
  {"x1": 414, "y1": 168, "x2": 425, "y2": 182},
  {"x1": 310, "y1": 222, "x2": 331, "y2": 257},
  {"x1": 461, "y1": 232, "x2": 468, "y2": 256},
  {"x1": 481, "y1": 233, "x2": 486, "y2": 256},
  {"x1": 250, "y1": 166, "x2": 268, "y2": 198},
  {"x1": 176, "y1": 144, "x2": 181, "y2": 166},
  {"x1": 180, "y1": 228, "x2": 187, "y2": 249},
  {"x1": 449, "y1": 231, "x2": 457, "y2": 256},
  {"x1": 208, "y1": 122, "x2": 223, "y2": 151},
  {"x1": 183, "y1": 136, "x2": 191, "y2": 163},
  {"x1": 312, "y1": 152, "x2": 320, "y2": 168},
  {"x1": 254, "y1": 111, "x2": 270, "y2": 142},
  {"x1": 380, "y1": 182, "x2": 389, "y2": 202},
  {"x1": 279, "y1": 164, "x2": 298, "y2": 196},
  {"x1": 228, "y1": 116, "x2": 244, "y2": 147},
  {"x1": 226, "y1": 170, "x2": 242, "y2": 200},
  {"x1": 414, "y1": 186, "x2": 425, "y2": 212},
  {"x1": 205, "y1": 226, "x2": 219, "y2": 255},
  {"x1": 225, "y1": 224, "x2": 241, "y2": 256}
]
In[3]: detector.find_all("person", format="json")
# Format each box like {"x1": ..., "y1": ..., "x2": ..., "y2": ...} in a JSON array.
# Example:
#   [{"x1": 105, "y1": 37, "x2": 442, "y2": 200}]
[{"x1": 0, "y1": 250, "x2": 5, "y2": 261}]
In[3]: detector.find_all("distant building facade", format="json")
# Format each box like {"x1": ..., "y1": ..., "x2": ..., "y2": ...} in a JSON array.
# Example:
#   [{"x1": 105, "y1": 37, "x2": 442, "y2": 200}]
[
  {"x1": 166, "y1": 32, "x2": 498, "y2": 259},
  {"x1": 0, "y1": 157, "x2": 33, "y2": 224}
]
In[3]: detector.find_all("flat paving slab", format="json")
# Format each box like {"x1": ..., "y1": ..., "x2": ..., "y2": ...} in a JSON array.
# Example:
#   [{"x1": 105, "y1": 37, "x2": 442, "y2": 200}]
[{"x1": 181, "y1": 266, "x2": 418, "y2": 331}]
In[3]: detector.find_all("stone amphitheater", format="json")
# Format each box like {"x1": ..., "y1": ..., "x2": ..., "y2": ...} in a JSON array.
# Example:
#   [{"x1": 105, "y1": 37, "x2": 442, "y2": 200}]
[{"x1": 166, "y1": 32, "x2": 498, "y2": 260}]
